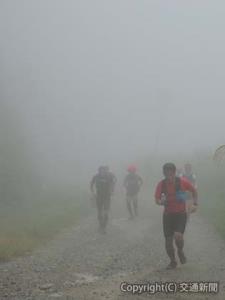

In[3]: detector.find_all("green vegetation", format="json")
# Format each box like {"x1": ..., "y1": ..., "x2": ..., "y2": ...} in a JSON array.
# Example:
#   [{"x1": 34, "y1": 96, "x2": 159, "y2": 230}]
[
  {"x1": 195, "y1": 157, "x2": 225, "y2": 239},
  {"x1": 0, "y1": 185, "x2": 90, "y2": 261},
  {"x1": 1, "y1": 147, "x2": 225, "y2": 262},
  {"x1": 0, "y1": 103, "x2": 91, "y2": 261}
]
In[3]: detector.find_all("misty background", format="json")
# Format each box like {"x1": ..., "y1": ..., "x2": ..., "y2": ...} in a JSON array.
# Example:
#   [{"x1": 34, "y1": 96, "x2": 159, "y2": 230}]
[{"x1": 1, "y1": 0, "x2": 225, "y2": 204}]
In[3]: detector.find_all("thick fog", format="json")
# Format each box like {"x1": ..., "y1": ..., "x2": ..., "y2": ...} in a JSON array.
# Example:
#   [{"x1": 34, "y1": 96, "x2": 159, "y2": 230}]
[{"x1": 1, "y1": 0, "x2": 225, "y2": 182}]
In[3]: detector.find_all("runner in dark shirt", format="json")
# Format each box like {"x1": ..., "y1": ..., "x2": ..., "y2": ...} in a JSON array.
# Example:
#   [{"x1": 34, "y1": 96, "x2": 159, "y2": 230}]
[{"x1": 90, "y1": 166, "x2": 116, "y2": 233}]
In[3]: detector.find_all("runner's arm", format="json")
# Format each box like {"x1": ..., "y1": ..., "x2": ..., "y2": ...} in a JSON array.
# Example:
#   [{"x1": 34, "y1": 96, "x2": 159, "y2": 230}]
[{"x1": 154, "y1": 182, "x2": 163, "y2": 205}]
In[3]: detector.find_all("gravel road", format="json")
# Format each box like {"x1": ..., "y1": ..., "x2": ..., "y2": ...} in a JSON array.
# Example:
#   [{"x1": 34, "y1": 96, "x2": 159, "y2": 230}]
[{"x1": 0, "y1": 196, "x2": 225, "y2": 300}]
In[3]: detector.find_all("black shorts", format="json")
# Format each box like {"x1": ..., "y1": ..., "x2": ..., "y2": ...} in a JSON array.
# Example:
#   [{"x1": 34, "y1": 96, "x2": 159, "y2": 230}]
[
  {"x1": 96, "y1": 194, "x2": 111, "y2": 211},
  {"x1": 163, "y1": 212, "x2": 187, "y2": 237}
]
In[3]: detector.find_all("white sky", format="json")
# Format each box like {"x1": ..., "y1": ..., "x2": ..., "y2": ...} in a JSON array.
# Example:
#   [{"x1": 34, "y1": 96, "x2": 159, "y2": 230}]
[{"x1": 1, "y1": 0, "x2": 225, "y2": 176}]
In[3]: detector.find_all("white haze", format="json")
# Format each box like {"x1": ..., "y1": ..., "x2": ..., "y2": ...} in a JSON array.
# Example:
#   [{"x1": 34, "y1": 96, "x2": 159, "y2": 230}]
[{"x1": 1, "y1": 0, "x2": 225, "y2": 181}]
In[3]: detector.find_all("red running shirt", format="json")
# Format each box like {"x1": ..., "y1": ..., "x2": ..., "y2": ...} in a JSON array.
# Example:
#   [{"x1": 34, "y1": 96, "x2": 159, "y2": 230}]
[{"x1": 155, "y1": 177, "x2": 196, "y2": 213}]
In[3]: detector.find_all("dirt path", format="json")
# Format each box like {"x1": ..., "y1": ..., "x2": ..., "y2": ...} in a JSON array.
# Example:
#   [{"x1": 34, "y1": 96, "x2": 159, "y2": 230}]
[{"x1": 0, "y1": 197, "x2": 225, "y2": 300}]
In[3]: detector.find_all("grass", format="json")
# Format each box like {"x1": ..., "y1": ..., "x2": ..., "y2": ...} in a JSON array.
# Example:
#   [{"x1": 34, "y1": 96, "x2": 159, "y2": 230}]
[
  {"x1": 0, "y1": 185, "x2": 90, "y2": 261},
  {"x1": 198, "y1": 177, "x2": 225, "y2": 239},
  {"x1": 191, "y1": 154, "x2": 225, "y2": 238}
]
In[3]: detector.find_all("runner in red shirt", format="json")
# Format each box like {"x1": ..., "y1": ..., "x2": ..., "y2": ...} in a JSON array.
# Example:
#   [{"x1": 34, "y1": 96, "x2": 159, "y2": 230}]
[{"x1": 155, "y1": 163, "x2": 198, "y2": 269}]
